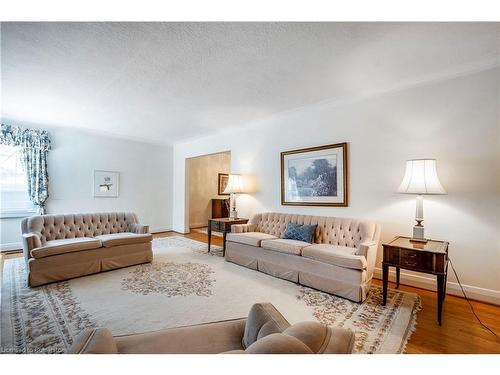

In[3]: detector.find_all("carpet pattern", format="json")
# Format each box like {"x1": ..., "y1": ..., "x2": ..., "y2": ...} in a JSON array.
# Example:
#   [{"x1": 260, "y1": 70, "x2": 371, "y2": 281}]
[
  {"x1": 121, "y1": 261, "x2": 215, "y2": 297},
  {"x1": 1, "y1": 237, "x2": 421, "y2": 354},
  {"x1": 1, "y1": 261, "x2": 94, "y2": 353}
]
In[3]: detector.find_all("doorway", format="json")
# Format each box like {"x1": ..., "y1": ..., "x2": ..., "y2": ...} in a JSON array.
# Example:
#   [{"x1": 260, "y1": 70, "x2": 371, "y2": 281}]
[{"x1": 185, "y1": 151, "x2": 231, "y2": 232}]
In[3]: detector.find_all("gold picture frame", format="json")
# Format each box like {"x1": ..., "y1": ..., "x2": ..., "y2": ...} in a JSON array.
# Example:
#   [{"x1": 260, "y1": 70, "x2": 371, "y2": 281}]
[
  {"x1": 280, "y1": 142, "x2": 348, "y2": 206},
  {"x1": 218, "y1": 173, "x2": 229, "y2": 195}
]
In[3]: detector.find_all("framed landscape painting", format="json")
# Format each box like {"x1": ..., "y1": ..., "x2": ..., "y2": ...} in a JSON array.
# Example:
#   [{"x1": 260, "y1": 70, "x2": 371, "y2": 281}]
[{"x1": 281, "y1": 143, "x2": 348, "y2": 206}]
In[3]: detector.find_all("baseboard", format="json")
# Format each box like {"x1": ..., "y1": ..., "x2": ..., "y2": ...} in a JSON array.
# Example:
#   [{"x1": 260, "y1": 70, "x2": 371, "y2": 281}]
[
  {"x1": 189, "y1": 223, "x2": 207, "y2": 229},
  {"x1": 171, "y1": 230, "x2": 189, "y2": 235},
  {"x1": 189, "y1": 223, "x2": 208, "y2": 230},
  {"x1": 149, "y1": 227, "x2": 172, "y2": 234},
  {"x1": 0, "y1": 242, "x2": 22, "y2": 252},
  {"x1": 373, "y1": 267, "x2": 500, "y2": 306}
]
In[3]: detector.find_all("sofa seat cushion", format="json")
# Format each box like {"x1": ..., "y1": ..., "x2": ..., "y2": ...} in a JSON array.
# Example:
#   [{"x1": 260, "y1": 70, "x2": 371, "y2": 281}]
[
  {"x1": 226, "y1": 232, "x2": 278, "y2": 247},
  {"x1": 301, "y1": 244, "x2": 367, "y2": 270},
  {"x1": 260, "y1": 239, "x2": 312, "y2": 256},
  {"x1": 31, "y1": 237, "x2": 102, "y2": 259},
  {"x1": 95, "y1": 232, "x2": 153, "y2": 248}
]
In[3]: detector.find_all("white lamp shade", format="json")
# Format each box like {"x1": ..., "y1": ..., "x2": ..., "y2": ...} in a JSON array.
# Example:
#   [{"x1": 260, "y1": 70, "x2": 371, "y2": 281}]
[
  {"x1": 223, "y1": 174, "x2": 245, "y2": 194},
  {"x1": 397, "y1": 159, "x2": 446, "y2": 195}
]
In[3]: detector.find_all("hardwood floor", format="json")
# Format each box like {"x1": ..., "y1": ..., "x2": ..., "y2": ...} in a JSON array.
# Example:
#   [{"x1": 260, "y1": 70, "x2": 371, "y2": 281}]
[
  {"x1": 2, "y1": 231, "x2": 499, "y2": 354},
  {"x1": 156, "y1": 231, "x2": 500, "y2": 354}
]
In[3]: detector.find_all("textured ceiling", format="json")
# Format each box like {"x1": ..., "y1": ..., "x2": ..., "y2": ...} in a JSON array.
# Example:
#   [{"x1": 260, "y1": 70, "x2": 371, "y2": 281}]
[{"x1": 1, "y1": 22, "x2": 499, "y2": 144}]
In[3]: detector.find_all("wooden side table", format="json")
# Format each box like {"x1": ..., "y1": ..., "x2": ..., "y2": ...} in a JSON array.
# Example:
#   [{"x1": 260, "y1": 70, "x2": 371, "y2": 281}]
[
  {"x1": 207, "y1": 217, "x2": 248, "y2": 257},
  {"x1": 382, "y1": 236, "x2": 449, "y2": 325}
]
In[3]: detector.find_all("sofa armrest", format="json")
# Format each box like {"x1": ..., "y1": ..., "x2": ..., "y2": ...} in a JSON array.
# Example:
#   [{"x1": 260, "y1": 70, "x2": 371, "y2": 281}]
[
  {"x1": 325, "y1": 327, "x2": 355, "y2": 354},
  {"x1": 243, "y1": 303, "x2": 290, "y2": 348},
  {"x1": 22, "y1": 232, "x2": 41, "y2": 263},
  {"x1": 231, "y1": 224, "x2": 256, "y2": 233},
  {"x1": 245, "y1": 333, "x2": 313, "y2": 354},
  {"x1": 355, "y1": 240, "x2": 378, "y2": 258},
  {"x1": 67, "y1": 328, "x2": 118, "y2": 354},
  {"x1": 282, "y1": 322, "x2": 355, "y2": 354},
  {"x1": 356, "y1": 240, "x2": 379, "y2": 280},
  {"x1": 129, "y1": 223, "x2": 150, "y2": 234}
]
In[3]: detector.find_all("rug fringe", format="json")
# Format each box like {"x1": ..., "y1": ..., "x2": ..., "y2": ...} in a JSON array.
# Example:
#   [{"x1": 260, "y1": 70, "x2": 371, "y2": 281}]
[{"x1": 399, "y1": 294, "x2": 423, "y2": 354}]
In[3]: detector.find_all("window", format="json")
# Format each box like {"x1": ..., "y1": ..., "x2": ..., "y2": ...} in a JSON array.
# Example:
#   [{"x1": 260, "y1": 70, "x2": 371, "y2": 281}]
[{"x1": 0, "y1": 144, "x2": 34, "y2": 216}]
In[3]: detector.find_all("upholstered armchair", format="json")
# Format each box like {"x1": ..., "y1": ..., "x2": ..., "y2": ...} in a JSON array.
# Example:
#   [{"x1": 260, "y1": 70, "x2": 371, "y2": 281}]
[{"x1": 68, "y1": 303, "x2": 354, "y2": 354}]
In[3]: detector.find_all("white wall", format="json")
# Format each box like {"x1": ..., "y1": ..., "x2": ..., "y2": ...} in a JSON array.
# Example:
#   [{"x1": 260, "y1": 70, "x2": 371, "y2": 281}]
[
  {"x1": 1, "y1": 126, "x2": 173, "y2": 248},
  {"x1": 173, "y1": 68, "x2": 500, "y2": 304}
]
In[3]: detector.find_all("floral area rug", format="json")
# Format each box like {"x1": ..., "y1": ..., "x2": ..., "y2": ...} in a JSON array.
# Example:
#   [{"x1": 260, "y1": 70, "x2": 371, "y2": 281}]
[{"x1": 1, "y1": 236, "x2": 421, "y2": 354}]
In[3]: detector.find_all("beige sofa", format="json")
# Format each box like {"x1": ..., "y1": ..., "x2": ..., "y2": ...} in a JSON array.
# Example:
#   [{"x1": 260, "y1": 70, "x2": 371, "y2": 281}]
[
  {"x1": 21, "y1": 212, "x2": 153, "y2": 287},
  {"x1": 68, "y1": 303, "x2": 354, "y2": 354},
  {"x1": 225, "y1": 213, "x2": 381, "y2": 302}
]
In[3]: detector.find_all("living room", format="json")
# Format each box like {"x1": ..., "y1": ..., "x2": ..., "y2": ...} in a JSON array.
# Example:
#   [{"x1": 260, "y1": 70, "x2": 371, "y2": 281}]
[{"x1": 0, "y1": 1, "x2": 499, "y2": 373}]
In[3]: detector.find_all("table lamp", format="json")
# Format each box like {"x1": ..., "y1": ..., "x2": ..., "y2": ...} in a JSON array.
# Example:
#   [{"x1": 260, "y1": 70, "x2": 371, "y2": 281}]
[
  {"x1": 223, "y1": 174, "x2": 245, "y2": 218},
  {"x1": 397, "y1": 159, "x2": 446, "y2": 243}
]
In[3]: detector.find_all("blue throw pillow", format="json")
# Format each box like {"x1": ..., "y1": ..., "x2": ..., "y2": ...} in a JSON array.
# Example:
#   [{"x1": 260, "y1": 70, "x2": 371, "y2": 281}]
[{"x1": 283, "y1": 223, "x2": 317, "y2": 243}]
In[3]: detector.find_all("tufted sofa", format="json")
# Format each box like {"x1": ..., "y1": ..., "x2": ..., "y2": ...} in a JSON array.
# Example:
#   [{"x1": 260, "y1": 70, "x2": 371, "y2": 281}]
[
  {"x1": 68, "y1": 303, "x2": 354, "y2": 354},
  {"x1": 21, "y1": 212, "x2": 153, "y2": 287},
  {"x1": 225, "y1": 212, "x2": 381, "y2": 302}
]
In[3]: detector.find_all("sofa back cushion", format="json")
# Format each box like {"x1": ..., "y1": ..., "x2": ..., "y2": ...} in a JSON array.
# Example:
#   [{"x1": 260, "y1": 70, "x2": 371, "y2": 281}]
[
  {"x1": 23, "y1": 212, "x2": 139, "y2": 244},
  {"x1": 250, "y1": 212, "x2": 379, "y2": 249}
]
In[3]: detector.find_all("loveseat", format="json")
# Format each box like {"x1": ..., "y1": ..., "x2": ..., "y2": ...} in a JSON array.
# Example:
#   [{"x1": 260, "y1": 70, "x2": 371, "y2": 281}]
[
  {"x1": 68, "y1": 303, "x2": 354, "y2": 354},
  {"x1": 21, "y1": 212, "x2": 153, "y2": 287},
  {"x1": 225, "y1": 213, "x2": 381, "y2": 302}
]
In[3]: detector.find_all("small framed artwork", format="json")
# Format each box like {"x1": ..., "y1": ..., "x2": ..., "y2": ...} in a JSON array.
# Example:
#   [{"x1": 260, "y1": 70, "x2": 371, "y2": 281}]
[
  {"x1": 218, "y1": 173, "x2": 229, "y2": 195},
  {"x1": 93, "y1": 170, "x2": 119, "y2": 198},
  {"x1": 281, "y1": 142, "x2": 348, "y2": 206}
]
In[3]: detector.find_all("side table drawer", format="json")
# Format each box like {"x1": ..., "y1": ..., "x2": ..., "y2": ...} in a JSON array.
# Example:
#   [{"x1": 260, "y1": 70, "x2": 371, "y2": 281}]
[
  {"x1": 384, "y1": 246, "x2": 437, "y2": 272},
  {"x1": 210, "y1": 221, "x2": 222, "y2": 231},
  {"x1": 400, "y1": 249, "x2": 435, "y2": 271}
]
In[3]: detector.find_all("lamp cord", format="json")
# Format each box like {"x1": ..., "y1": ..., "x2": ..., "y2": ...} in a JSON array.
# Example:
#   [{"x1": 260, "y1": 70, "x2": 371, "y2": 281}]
[{"x1": 448, "y1": 257, "x2": 500, "y2": 340}]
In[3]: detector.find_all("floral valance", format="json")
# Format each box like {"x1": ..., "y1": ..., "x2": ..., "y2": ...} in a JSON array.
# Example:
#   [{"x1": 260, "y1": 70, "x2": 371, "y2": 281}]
[{"x1": 0, "y1": 123, "x2": 51, "y2": 151}]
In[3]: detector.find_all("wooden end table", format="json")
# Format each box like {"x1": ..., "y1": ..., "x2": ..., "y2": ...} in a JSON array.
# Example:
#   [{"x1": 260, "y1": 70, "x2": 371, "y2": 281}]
[
  {"x1": 382, "y1": 236, "x2": 449, "y2": 325},
  {"x1": 207, "y1": 217, "x2": 249, "y2": 257}
]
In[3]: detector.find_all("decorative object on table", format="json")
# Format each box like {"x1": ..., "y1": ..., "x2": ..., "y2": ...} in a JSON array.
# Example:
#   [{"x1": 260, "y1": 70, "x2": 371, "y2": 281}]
[
  {"x1": 282, "y1": 222, "x2": 317, "y2": 243},
  {"x1": 208, "y1": 217, "x2": 248, "y2": 256},
  {"x1": 222, "y1": 174, "x2": 245, "y2": 218},
  {"x1": 397, "y1": 159, "x2": 446, "y2": 243},
  {"x1": 281, "y1": 142, "x2": 348, "y2": 206},
  {"x1": 217, "y1": 173, "x2": 229, "y2": 195},
  {"x1": 93, "y1": 170, "x2": 119, "y2": 197},
  {"x1": 382, "y1": 236, "x2": 448, "y2": 325}
]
